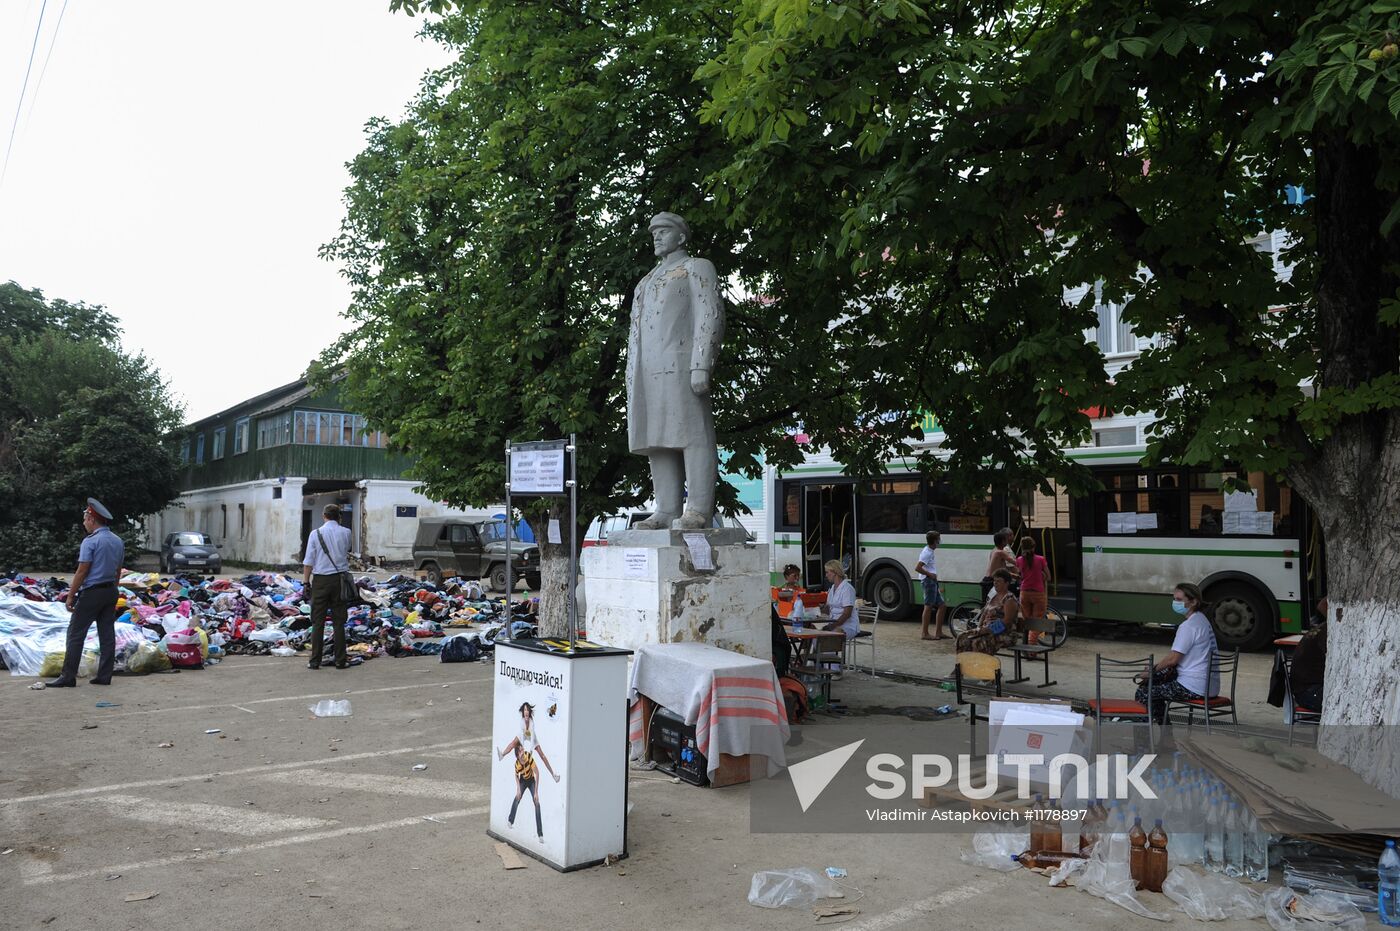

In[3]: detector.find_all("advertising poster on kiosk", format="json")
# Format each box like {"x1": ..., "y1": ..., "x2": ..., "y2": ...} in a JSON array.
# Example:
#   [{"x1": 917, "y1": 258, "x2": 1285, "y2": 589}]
[
  {"x1": 491, "y1": 645, "x2": 570, "y2": 866},
  {"x1": 489, "y1": 638, "x2": 632, "y2": 871}
]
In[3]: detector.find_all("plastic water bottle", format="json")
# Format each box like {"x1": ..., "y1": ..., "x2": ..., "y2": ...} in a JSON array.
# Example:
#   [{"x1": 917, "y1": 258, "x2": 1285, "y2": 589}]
[
  {"x1": 1244, "y1": 809, "x2": 1269, "y2": 883},
  {"x1": 1379, "y1": 839, "x2": 1400, "y2": 926},
  {"x1": 1224, "y1": 802, "x2": 1245, "y2": 877},
  {"x1": 1204, "y1": 794, "x2": 1224, "y2": 872}
]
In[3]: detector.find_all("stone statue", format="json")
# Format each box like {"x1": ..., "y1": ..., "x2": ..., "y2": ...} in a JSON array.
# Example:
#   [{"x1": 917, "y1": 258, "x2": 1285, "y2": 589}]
[{"x1": 626, "y1": 212, "x2": 724, "y2": 530}]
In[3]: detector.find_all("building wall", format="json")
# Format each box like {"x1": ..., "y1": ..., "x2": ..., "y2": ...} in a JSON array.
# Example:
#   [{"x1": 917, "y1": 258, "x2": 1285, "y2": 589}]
[
  {"x1": 357, "y1": 480, "x2": 496, "y2": 563},
  {"x1": 148, "y1": 478, "x2": 306, "y2": 567}
]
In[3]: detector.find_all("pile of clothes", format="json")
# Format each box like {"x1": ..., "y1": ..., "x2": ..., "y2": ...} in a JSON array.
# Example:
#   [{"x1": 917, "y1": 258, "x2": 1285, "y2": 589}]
[{"x1": 0, "y1": 570, "x2": 541, "y2": 678}]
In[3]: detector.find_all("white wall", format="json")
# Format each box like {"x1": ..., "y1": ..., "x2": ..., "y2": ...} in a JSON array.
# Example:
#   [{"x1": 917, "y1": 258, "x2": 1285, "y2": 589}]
[
  {"x1": 148, "y1": 478, "x2": 306, "y2": 567},
  {"x1": 358, "y1": 480, "x2": 496, "y2": 563}
]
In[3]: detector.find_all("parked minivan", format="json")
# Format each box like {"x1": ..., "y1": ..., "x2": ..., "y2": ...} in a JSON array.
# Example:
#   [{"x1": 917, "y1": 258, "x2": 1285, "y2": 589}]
[{"x1": 412, "y1": 517, "x2": 541, "y2": 590}]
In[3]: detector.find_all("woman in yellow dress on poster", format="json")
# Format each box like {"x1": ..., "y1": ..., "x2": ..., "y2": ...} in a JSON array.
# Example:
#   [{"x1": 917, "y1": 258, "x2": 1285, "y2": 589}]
[{"x1": 497, "y1": 702, "x2": 560, "y2": 840}]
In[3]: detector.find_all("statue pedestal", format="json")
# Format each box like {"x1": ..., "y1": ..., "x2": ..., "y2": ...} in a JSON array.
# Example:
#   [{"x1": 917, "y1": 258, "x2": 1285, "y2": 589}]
[{"x1": 582, "y1": 529, "x2": 771, "y2": 660}]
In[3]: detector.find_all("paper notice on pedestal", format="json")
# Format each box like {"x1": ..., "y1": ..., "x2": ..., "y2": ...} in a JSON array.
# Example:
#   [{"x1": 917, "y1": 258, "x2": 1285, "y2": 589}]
[
  {"x1": 547, "y1": 519, "x2": 562, "y2": 544},
  {"x1": 623, "y1": 549, "x2": 650, "y2": 579},
  {"x1": 1224, "y1": 489, "x2": 1258, "y2": 512},
  {"x1": 682, "y1": 533, "x2": 714, "y2": 571},
  {"x1": 1136, "y1": 512, "x2": 1158, "y2": 530}
]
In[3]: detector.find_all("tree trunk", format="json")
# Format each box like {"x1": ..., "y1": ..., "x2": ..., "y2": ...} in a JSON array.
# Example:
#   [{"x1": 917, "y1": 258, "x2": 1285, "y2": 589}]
[{"x1": 533, "y1": 504, "x2": 585, "y2": 640}]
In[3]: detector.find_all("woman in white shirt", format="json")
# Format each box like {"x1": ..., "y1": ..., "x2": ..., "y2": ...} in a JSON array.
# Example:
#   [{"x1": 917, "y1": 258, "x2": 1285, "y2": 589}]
[
  {"x1": 820, "y1": 560, "x2": 860, "y2": 639},
  {"x1": 1134, "y1": 583, "x2": 1220, "y2": 723},
  {"x1": 497, "y1": 702, "x2": 559, "y2": 840}
]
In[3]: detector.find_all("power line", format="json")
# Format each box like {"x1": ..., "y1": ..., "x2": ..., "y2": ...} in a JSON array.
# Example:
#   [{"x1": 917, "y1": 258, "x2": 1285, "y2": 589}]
[
  {"x1": 1, "y1": 0, "x2": 51, "y2": 192},
  {"x1": 22, "y1": 0, "x2": 71, "y2": 131}
]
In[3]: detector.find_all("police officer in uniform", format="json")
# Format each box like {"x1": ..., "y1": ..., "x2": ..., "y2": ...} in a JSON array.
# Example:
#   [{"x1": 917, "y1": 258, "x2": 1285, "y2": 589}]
[{"x1": 48, "y1": 498, "x2": 125, "y2": 687}]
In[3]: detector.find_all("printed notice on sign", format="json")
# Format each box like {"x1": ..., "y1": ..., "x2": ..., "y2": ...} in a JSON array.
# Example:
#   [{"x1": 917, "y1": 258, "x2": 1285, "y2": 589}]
[
  {"x1": 623, "y1": 549, "x2": 650, "y2": 579},
  {"x1": 547, "y1": 519, "x2": 562, "y2": 544},
  {"x1": 683, "y1": 533, "x2": 714, "y2": 571},
  {"x1": 510, "y1": 441, "x2": 566, "y2": 494}
]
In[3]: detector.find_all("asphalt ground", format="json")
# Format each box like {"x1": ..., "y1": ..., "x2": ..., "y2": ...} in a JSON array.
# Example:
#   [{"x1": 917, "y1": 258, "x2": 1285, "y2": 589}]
[{"x1": 0, "y1": 642, "x2": 1276, "y2": 931}]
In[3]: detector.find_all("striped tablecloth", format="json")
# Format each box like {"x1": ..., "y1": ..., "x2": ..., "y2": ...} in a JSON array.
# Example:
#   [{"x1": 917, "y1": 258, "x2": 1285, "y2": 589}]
[{"x1": 627, "y1": 642, "x2": 789, "y2": 779}]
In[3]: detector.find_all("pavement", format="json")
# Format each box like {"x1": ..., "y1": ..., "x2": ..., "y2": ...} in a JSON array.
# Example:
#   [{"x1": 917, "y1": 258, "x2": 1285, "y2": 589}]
[{"x1": 0, "y1": 617, "x2": 1281, "y2": 931}]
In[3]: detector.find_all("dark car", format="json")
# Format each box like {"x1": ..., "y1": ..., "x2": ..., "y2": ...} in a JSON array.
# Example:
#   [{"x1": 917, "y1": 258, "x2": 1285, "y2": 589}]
[
  {"x1": 412, "y1": 518, "x2": 541, "y2": 591},
  {"x1": 160, "y1": 531, "x2": 222, "y2": 575}
]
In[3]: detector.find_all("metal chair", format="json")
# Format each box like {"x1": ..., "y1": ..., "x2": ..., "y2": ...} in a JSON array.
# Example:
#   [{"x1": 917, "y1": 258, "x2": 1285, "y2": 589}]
[
  {"x1": 1281, "y1": 653, "x2": 1322, "y2": 745},
  {"x1": 1088, "y1": 654, "x2": 1154, "y2": 753},
  {"x1": 1169, "y1": 648, "x2": 1240, "y2": 730},
  {"x1": 844, "y1": 602, "x2": 881, "y2": 674},
  {"x1": 953, "y1": 652, "x2": 1003, "y2": 751}
]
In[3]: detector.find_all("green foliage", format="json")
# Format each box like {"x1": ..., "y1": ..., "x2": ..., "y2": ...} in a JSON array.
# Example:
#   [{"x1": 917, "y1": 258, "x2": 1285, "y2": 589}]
[
  {"x1": 323, "y1": 0, "x2": 928, "y2": 529},
  {"x1": 700, "y1": 0, "x2": 1400, "y2": 500},
  {"x1": 0, "y1": 283, "x2": 182, "y2": 569}
]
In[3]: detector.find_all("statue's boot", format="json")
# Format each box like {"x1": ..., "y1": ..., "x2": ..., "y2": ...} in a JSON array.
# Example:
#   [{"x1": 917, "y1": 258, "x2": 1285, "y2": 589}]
[
  {"x1": 676, "y1": 508, "x2": 710, "y2": 530},
  {"x1": 634, "y1": 511, "x2": 679, "y2": 530}
]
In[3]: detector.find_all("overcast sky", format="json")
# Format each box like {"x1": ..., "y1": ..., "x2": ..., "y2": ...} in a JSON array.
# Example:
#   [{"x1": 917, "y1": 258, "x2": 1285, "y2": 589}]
[{"x1": 0, "y1": 1, "x2": 451, "y2": 422}]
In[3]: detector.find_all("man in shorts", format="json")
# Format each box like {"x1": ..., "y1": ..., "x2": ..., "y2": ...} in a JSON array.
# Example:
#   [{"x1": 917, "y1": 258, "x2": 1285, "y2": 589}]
[{"x1": 917, "y1": 531, "x2": 947, "y2": 640}]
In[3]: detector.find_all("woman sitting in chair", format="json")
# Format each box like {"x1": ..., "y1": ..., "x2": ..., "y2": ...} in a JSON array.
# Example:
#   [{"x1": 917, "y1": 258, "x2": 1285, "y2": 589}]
[
  {"x1": 1134, "y1": 582, "x2": 1219, "y2": 723},
  {"x1": 955, "y1": 568, "x2": 1020, "y2": 656}
]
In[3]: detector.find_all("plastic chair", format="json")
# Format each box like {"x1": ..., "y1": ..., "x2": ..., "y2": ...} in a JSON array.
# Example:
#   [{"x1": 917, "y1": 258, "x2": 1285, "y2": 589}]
[
  {"x1": 844, "y1": 602, "x2": 880, "y2": 674},
  {"x1": 1169, "y1": 649, "x2": 1240, "y2": 730},
  {"x1": 1282, "y1": 653, "x2": 1322, "y2": 745}
]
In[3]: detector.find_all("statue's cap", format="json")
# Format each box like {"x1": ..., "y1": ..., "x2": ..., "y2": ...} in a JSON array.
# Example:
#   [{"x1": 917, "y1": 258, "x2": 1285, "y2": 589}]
[{"x1": 648, "y1": 212, "x2": 690, "y2": 239}]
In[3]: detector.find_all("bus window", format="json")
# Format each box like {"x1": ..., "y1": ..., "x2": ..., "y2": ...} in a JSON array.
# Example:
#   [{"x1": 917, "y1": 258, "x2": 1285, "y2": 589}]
[
  {"x1": 1092, "y1": 470, "x2": 1183, "y2": 535},
  {"x1": 927, "y1": 481, "x2": 991, "y2": 533},
  {"x1": 859, "y1": 479, "x2": 922, "y2": 533},
  {"x1": 1187, "y1": 470, "x2": 1294, "y2": 537},
  {"x1": 1188, "y1": 471, "x2": 1228, "y2": 535},
  {"x1": 777, "y1": 481, "x2": 801, "y2": 530}
]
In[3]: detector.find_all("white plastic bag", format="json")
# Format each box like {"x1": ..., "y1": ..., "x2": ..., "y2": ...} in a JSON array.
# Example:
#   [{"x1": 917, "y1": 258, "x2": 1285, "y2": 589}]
[
  {"x1": 1263, "y1": 888, "x2": 1365, "y2": 931},
  {"x1": 248, "y1": 628, "x2": 289, "y2": 644},
  {"x1": 270, "y1": 646, "x2": 296, "y2": 657},
  {"x1": 960, "y1": 832, "x2": 1030, "y2": 872},
  {"x1": 1075, "y1": 855, "x2": 1174, "y2": 922},
  {"x1": 747, "y1": 868, "x2": 840, "y2": 909},
  {"x1": 309, "y1": 700, "x2": 352, "y2": 717},
  {"x1": 1163, "y1": 867, "x2": 1263, "y2": 920}
]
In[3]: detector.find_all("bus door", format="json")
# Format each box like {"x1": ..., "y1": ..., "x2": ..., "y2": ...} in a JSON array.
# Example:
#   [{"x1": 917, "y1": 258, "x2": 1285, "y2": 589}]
[
  {"x1": 802, "y1": 482, "x2": 857, "y2": 587},
  {"x1": 1014, "y1": 481, "x2": 1081, "y2": 616}
]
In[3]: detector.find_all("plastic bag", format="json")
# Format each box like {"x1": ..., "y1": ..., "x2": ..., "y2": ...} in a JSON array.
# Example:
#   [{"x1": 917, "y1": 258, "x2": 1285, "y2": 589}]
[
  {"x1": 309, "y1": 700, "x2": 352, "y2": 717},
  {"x1": 247, "y1": 628, "x2": 289, "y2": 644},
  {"x1": 747, "y1": 868, "x2": 840, "y2": 909},
  {"x1": 1074, "y1": 854, "x2": 1173, "y2": 922},
  {"x1": 1163, "y1": 867, "x2": 1264, "y2": 920},
  {"x1": 960, "y1": 832, "x2": 1030, "y2": 872},
  {"x1": 270, "y1": 646, "x2": 296, "y2": 657},
  {"x1": 125, "y1": 642, "x2": 171, "y2": 675},
  {"x1": 440, "y1": 635, "x2": 480, "y2": 663},
  {"x1": 1263, "y1": 888, "x2": 1365, "y2": 931},
  {"x1": 37, "y1": 650, "x2": 96, "y2": 678}
]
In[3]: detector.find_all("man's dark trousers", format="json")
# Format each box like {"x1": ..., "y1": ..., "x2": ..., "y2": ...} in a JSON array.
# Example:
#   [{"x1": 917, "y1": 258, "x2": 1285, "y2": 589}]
[
  {"x1": 63, "y1": 582, "x2": 117, "y2": 681},
  {"x1": 309, "y1": 573, "x2": 348, "y2": 667}
]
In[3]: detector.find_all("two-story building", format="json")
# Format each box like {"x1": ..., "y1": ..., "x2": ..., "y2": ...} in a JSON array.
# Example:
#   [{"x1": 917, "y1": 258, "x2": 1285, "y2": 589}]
[{"x1": 147, "y1": 378, "x2": 490, "y2": 567}]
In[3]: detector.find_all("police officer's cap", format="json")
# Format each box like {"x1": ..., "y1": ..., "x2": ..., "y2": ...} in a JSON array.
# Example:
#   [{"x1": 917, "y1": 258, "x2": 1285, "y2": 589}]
[
  {"x1": 86, "y1": 498, "x2": 113, "y2": 521},
  {"x1": 648, "y1": 212, "x2": 690, "y2": 240}
]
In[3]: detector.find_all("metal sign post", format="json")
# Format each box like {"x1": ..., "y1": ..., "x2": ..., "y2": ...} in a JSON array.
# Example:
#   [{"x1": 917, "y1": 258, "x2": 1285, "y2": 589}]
[{"x1": 504, "y1": 437, "x2": 576, "y2": 651}]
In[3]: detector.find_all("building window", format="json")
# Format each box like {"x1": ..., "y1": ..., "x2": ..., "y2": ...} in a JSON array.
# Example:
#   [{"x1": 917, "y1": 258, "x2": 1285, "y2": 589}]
[
  {"x1": 395, "y1": 505, "x2": 418, "y2": 518},
  {"x1": 221, "y1": 504, "x2": 228, "y2": 538},
  {"x1": 1089, "y1": 282, "x2": 1137, "y2": 356},
  {"x1": 211, "y1": 427, "x2": 226, "y2": 460},
  {"x1": 179, "y1": 436, "x2": 190, "y2": 464},
  {"x1": 272, "y1": 486, "x2": 283, "y2": 499},
  {"x1": 258, "y1": 412, "x2": 291, "y2": 449},
  {"x1": 195, "y1": 434, "x2": 205, "y2": 464},
  {"x1": 233, "y1": 418, "x2": 249, "y2": 454},
  {"x1": 239, "y1": 503, "x2": 247, "y2": 539},
  {"x1": 286, "y1": 409, "x2": 385, "y2": 448}
]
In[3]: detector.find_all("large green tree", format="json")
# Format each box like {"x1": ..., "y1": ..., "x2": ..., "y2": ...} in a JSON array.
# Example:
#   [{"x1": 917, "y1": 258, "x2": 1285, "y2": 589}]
[
  {"x1": 0, "y1": 282, "x2": 183, "y2": 569},
  {"x1": 699, "y1": 0, "x2": 1400, "y2": 783},
  {"x1": 323, "y1": 0, "x2": 884, "y2": 635}
]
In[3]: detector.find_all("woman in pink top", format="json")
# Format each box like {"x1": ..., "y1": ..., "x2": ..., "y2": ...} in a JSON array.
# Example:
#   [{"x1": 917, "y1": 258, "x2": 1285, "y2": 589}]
[{"x1": 1017, "y1": 538, "x2": 1049, "y2": 644}]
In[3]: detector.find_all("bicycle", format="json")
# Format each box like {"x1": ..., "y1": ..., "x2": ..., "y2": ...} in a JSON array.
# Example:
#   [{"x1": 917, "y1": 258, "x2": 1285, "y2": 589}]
[{"x1": 949, "y1": 599, "x2": 1070, "y2": 649}]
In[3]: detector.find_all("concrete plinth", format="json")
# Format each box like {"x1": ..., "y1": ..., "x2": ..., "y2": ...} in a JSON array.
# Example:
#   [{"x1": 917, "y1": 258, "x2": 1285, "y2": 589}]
[{"x1": 582, "y1": 531, "x2": 770, "y2": 660}]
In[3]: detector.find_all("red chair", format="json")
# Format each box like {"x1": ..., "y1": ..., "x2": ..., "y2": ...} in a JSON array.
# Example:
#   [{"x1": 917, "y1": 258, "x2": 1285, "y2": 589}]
[{"x1": 1088, "y1": 654, "x2": 1156, "y2": 723}]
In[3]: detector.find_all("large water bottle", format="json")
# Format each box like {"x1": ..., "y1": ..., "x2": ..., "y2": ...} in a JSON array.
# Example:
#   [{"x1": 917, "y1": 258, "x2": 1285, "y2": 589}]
[
  {"x1": 1244, "y1": 809, "x2": 1269, "y2": 883},
  {"x1": 1204, "y1": 794, "x2": 1224, "y2": 872},
  {"x1": 1224, "y1": 802, "x2": 1245, "y2": 877},
  {"x1": 1379, "y1": 839, "x2": 1400, "y2": 926}
]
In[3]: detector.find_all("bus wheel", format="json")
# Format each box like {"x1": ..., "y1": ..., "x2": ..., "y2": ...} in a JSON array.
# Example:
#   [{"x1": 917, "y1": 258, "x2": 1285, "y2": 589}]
[
  {"x1": 950, "y1": 600, "x2": 983, "y2": 636},
  {"x1": 1207, "y1": 582, "x2": 1273, "y2": 651},
  {"x1": 865, "y1": 568, "x2": 912, "y2": 620}
]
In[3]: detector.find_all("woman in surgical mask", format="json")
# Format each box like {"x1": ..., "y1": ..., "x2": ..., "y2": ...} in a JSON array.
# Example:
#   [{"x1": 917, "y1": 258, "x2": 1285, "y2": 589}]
[{"x1": 1133, "y1": 583, "x2": 1220, "y2": 723}]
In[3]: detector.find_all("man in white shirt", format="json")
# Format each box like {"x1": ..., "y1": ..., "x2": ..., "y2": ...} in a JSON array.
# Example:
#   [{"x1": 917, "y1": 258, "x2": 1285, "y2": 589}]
[
  {"x1": 302, "y1": 504, "x2": 355, "y2": 670},
  {"x1": 916, "y1": 531, "x2": 947, "y2": 640}
]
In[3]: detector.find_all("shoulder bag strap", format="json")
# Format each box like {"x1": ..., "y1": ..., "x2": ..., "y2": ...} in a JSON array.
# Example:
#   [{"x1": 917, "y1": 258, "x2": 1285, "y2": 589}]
[{"x1": 314, "y1": 528, "x2": 347, "y2": 574}]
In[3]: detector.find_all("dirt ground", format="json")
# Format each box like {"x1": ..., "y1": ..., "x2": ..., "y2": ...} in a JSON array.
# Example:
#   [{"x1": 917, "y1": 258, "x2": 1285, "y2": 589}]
[{"x1": 0, "y1": 621, "x2": 1279, "y2": 931}]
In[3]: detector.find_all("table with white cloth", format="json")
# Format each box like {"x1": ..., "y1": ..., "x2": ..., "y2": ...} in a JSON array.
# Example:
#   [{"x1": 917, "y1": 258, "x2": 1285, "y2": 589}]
[{"x1": 627, "y1": 642, "x2": 789, "y2": 785}]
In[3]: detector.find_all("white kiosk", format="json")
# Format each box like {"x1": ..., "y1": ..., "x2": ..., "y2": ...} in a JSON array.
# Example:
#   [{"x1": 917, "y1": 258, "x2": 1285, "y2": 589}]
[{"x1": 488, "y1": 637, "x2": 632, "y2": 871}]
